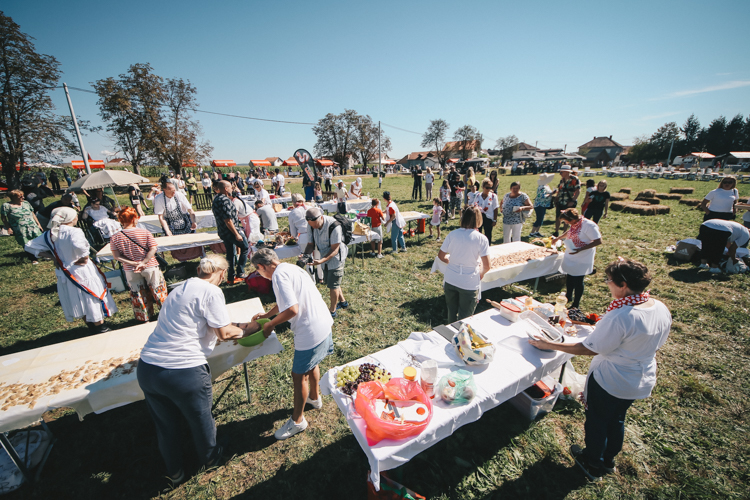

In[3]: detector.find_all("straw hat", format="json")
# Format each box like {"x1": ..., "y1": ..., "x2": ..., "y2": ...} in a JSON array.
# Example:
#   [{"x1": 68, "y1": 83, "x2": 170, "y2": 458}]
[{"x1": 537, "y1": 173, "x2": 555, "y2": 186}]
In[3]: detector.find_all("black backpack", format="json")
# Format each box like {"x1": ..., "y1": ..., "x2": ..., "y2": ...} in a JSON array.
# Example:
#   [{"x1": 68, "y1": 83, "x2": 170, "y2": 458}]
[{"x1": 330, "y1": 213, "x2": 353, "y2": 245}]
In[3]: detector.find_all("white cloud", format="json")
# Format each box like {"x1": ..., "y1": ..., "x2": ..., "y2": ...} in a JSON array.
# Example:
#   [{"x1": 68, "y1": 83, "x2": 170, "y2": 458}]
[
  {"x1": 640, "y1": 111, "x2": 681, "y2": 121},
  {"x1": 662, "y1": 80, "x2": 750, "y2": 99},
  {"x1": 101, "y1": 150, "x2": 116, "y2": 156}
]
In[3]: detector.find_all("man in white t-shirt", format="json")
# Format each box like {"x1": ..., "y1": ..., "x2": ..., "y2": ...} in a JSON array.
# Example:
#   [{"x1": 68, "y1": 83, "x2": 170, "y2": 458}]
[
  {"x1": 273, "y1": 168, "x2": 285, "y2": 196},
  {"x1": 335, "y1": 180, "x2": 349, "y2": 214},
  {"x1": 251, "y1": 248, "x2": 334, "y2": 440},
  {"x1": 153, "y1": 181, "x2": 197, "y2": 236}
]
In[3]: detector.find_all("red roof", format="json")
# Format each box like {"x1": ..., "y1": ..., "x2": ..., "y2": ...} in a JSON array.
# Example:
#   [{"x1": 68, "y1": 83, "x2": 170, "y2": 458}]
[
  {"x1": 447, "y1": 158, "x2": 459, "y2": 163},
  {"x1": 71, "y1": 160, "x2": 106, "y2": 169},
  {"x1": 211, "y1": 160, "x2": 236, "y2": 167},
  {"x1": 249, "y1": 160, "x2": 272, "y2": 167}
]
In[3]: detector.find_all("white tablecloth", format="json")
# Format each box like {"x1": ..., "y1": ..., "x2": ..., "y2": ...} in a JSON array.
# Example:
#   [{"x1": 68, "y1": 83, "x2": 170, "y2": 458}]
[
  {"x1": 431, "y1": 241, "x2": 564, "y2": 291},
  {"x1": 321, "y1": 309, "x2": 591, "y2": 489},
  {"x1": 320, "y1": 197, "x2": 373, "y2": 213},
  {"x1": 97, "y1": 232, "x2": 223, "y2": 262},
  {"x1": 240, "y1": 194, "x2": 292, "y2": 206},
  {"x1": 400, "y1": 211, "x2": 430, "y2": 223},
  {"x1": 0, "y1": 298, "x2": 283, "y2": 433},
  {"x1": 137, "y1": 210, "x2": 216, "y2": 234}
]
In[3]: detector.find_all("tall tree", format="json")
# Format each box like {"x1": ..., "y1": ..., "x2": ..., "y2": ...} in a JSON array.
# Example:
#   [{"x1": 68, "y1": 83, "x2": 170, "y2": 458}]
[
  {"x1": 650, "y1": 122, "x2": 680, "y2": 162},
  {"x1": 451, "y1": 125, "x2": 483, "y2": 160},
  {"x1": 353, "y1": 115, "x2": 391, "y2": 171},
  {"x1": 725, "y1": 113, "x2": 745, "y2": 152},
  {"x1": 0, "y1": 13, "x2": 83, "y2": 186},
  {"x1": 312, "y1": 109, "x2": 359, "y2": 172},
  {"x1": 93, "y1": 63, "x2": 165, "y2": 175},
  {"x1": 680, "y1": 114, "x2": 701, "y2": 155},
  {"x1": 494, "y1": 135, "x2": 519, "y2": 162},
  {"x1": 704, "y1": 116, "x2": 728, "y2": 155},
  {"x1": 158, "y1": 77, "x2": 212, "y2": 175},
  {"x1": 421, "y1": 119, "x2": 450, "y2": 169}
]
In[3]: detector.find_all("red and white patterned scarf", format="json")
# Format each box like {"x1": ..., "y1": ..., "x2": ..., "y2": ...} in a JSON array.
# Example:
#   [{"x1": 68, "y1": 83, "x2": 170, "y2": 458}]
[
  {"x1": 606, "y1": 291, "x2": 650, "y2": 313},
  {"x1": 568, "y1": 219, "x2": 585, "y2": 248}
]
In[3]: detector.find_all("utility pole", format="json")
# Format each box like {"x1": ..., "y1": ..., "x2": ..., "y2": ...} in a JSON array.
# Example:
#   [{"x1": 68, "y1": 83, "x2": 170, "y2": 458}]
[
  {"x1": 378, "y1": 121, "x2": 382, "y2": 188},
  {"x1": 666, "y1": 137, "x2": 675, "y2": 167},
  {"x1": 63, "y1": 83, "x2": 91, "y2": 175}
]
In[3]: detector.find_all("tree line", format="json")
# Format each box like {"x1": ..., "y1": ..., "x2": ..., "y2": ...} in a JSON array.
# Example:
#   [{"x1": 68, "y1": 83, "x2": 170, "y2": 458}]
[{"x1": 628, "y1": 113, "x2": 750, "y2": 164}]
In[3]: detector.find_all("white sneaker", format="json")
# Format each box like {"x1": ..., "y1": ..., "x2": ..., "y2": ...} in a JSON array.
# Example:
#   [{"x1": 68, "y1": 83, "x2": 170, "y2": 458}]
[
  {"x1": 274, "y1": 417, "x2": 308, "y2": 440},
  {"x1": 401, "y1": 248, "x2": 407, "y2": 253},
  {"x1": 436, "y1": 238, "x2": 441, "y2": 242},
  {"x1": 376, "y1": 254, "x2": 384, "y2": 259},
  {"x1": 709, "y1": 267, "x2": 722, "y2": 274},
  {"x1": 306, "y1": 396, "x2": 323, "y2": 409},
  {"x1": 698, "y1": 263, "x2": 709, "y2": 269}
]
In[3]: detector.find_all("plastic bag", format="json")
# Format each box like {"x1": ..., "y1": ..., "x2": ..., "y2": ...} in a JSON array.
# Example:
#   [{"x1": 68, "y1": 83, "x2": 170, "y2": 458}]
[
  {"x1": 560, "y1": 360, "x2": 586, "y2": 401},
  {"x1": 435, "y1": 369, "x2": 477, "y2": 405},
  {"x1": 354, "y1": 378, "x2": 433, "y2": 446},
  {"x1": 452, "y1": 323, "x2": 495, "y2": 365}
]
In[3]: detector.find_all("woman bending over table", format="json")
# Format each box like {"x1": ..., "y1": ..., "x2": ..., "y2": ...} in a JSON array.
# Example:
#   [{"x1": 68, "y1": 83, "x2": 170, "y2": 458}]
[
  {"x1": 529, "y1": 259, "x2": 671, "y2": 481},
  {"x1": 25, "y1": 207, "x2": 117, "y2": 333},
  {"x1": 137, "y1": 254, "x2": 244, "y2": 487},
  {"x1": 437, "y1": 206, "x2": 491, "y2": 322}
]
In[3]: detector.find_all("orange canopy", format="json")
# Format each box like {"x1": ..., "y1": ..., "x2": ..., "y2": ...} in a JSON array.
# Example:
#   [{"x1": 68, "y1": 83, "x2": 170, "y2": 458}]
[
  {"x1": 447, "y1": 158, "x2": 459, "y2": 164},
  {"x1": 211, "y1": 160, "x2": 236, "y2": 168},
  {"x1": 379, "y1": 159, "x2": 396, "y2": 165},
  {"x1": 316, "y1": 159, "x2": 335, "y2": 166},
  {"x1": 71, "y1": 160, "x2": 106, "y2": 169},
  {"x1": 249, "y1": 160, "x2": 272, "y2": 167},
  {"x1": 182, "y1": 160, "x2": 197, "y2": 167},
  {"x1": 282, "y1": 157, "x2": 299, "y2": 166}
]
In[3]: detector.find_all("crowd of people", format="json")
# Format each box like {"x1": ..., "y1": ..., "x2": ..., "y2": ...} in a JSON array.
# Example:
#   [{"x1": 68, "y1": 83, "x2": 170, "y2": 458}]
[{"x1": 5, "y1": 162, "x2": 750, "y2": 487}]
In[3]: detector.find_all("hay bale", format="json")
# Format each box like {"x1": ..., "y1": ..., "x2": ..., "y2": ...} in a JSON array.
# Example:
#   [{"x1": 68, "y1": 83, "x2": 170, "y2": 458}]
[
  {"x1": 655, "y1": 193, "x2": 683, "y2": 200},
  {"x1": 619, "y1": 188, "x2": 632, "y2": 194},
  {"x1": 633, "y1": 197, "x2": 661, "y2": 205},
  {"x1": 636, "y1": 189, "x2": 656, "y2": 198},
  {"x1": 679, "y1": 198, "x2": 702, "y2": 207},
  {"x1": 609, "y1": 201, "x2": 629, "y2": 212},
  {"x1": 670, "y1": 187, "x2": 695, "y2": 194},
  {"x1": 626, "y1": 204, "x2": 671, "y2": 216},
  {"x1": 610, "y1": 192, "x2": 630, "y2": 201}
]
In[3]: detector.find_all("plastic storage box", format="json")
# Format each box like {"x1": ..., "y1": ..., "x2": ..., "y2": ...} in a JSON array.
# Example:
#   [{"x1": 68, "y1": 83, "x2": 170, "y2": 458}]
[
  {"x1": 508, "y1": 375, "x2": 562, "y2": 420},
  {"x1": 104, "y1": 270, "x2": 126, "y2": 293}
]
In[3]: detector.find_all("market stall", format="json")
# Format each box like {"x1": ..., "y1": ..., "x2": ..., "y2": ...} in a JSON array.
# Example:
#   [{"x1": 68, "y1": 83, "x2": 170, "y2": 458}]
[
  {"x1": 321, "y1": 307, "x2": 592, "y2": 490},
  {"x1": 0, "y1": 298, "x2": 283, "y2": 434},
  {"x1": 431, "y1": 241, "x2": 564, "y2": 292}
]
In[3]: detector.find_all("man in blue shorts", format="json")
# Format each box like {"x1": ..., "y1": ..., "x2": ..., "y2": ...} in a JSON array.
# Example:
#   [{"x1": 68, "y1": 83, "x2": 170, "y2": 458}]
[{"x1": 251, "y1": 248, "x2": 334, "y2": 440}]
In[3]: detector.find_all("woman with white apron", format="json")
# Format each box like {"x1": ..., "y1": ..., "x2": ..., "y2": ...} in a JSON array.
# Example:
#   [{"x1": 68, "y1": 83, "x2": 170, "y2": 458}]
[
  {"x1": 382, "y1": 191, "x2": 407, "y2": 254},
  {"x1": 436, "y1": 206, "x2": 491, "y2": 322},
  {"x1": 26, "y1": 207, "x2": 117, "y2": 333}
]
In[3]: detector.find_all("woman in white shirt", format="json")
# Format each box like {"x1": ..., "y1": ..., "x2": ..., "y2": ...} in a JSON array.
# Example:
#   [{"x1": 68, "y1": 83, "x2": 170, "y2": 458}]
[
  {"x1": 349, "y1": 177, "x2": 363, "y2": 199},
  {"x1": 553, "y1": 208, "x2": 603, "y2": 309},
  {"x1": 137, "y1": 255, "x2": 244, "y2": 487},
  {"x1": 699, "y1": 176, "x2": 738, "y2": 221},
  {"x1": 153, "y1": 179, "x2": 197, "y2": 236},
  {"x1": 475, "y1": 178, "x2": 500, "y2": 242},
  {"x1": 201, "y1": 173, "x2": 212, "y2": 195},
  {"x1": 529, "y1": 259, "x2": 671, "y2": 481},
  {"x1": 252, "y1": 180, "x2": 271, "y2": 206},
  {"x1": 424, "y1": 167, "x2": 435, "y2": 200},
  {"x1": 437, "y1": 206, "x2": 491, "y2": 322}
]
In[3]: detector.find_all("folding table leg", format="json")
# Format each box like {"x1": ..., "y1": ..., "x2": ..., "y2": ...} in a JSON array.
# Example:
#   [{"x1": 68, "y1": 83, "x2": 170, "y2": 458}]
[{"x1": 243, "y1": 362, "x2": 252, "y2": 404}]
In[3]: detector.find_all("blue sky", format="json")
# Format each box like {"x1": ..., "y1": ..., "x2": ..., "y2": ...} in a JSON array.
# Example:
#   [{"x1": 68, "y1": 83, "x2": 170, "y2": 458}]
[{"x1": 5, "y1": 0, "x2": 750, "y2": 162}]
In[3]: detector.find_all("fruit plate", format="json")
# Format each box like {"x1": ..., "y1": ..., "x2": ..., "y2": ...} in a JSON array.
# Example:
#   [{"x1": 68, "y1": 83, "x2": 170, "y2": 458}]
[{"x1": 332, "y1": 356, "x2": 391, "y2": 399}]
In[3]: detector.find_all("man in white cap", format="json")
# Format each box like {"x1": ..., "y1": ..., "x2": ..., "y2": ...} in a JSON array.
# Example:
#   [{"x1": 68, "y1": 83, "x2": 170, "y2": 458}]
[
  {"x1": 554, "y1": 165, "x2": 580, "y2": 236},
  {"x1": 335, "y1": 180, "x2": 349, "y2": 214},
  {"x1": 303, "y1": 207, "x2": 349, "y2": 318},
  {"x1": 287, "y1": 193, "x2": 309, "y2": 247},
  {"x1": 530, "y1": 173, "x2": 557, "y2": 237}
]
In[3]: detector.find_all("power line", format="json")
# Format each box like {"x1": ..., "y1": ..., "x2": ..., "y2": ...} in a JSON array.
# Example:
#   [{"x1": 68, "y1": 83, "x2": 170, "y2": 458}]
[{"x1": 381, "y1": 122, "x2": 422, "y2": 135}]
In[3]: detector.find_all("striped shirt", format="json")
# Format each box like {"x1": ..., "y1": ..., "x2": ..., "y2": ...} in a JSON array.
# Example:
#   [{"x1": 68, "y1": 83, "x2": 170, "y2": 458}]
[{"x1": 109, "y1": 228, "x2": 159, "y2": 271}]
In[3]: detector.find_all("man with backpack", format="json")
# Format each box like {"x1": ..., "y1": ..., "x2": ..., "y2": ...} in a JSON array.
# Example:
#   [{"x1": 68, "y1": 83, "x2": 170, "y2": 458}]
[{"x1": 303, "y1": 207, "x2": 350, "y2": 318}]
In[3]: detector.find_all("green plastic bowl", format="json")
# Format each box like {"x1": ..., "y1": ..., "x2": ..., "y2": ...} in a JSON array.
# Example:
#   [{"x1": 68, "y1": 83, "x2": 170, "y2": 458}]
[{"x1": 237, "y1": 318, "x2": 270, "y2": 347}]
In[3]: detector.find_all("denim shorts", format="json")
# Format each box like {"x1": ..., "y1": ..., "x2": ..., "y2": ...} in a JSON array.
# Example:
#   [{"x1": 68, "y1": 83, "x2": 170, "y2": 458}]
[{"x1": 292, "y1": 332, "x2": 334, "y2": 374}]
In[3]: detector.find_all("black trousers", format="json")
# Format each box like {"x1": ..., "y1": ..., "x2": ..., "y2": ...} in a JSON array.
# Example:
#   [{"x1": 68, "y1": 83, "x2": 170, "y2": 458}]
[
  {"x1": 480, "y1": 214, "x2": 494, "y2": 242},
  {"x1": 698, "y1": 225, "x2": 730, "y2": 266},
  {"x1": 566, "y1": 274, "x2": 585, "y2": 309},
  {"x1": 412, "y1": 181, "x2": 422, "y2": 200}
]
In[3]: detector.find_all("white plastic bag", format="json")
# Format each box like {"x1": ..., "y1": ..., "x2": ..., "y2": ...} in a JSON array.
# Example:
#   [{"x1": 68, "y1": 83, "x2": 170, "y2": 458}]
[{"x1": 560, "y1": 360, "x2": 587, "y2": 402}]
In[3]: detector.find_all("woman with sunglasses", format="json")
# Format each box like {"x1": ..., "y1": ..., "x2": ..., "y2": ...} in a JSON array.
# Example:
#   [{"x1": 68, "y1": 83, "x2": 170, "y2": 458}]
[
  {"x1": 553, "y1": 208, "x2": 602, "y2": 310},
  {"x1": 529, "y1": 259, "x2": 671, "y2": 481},
  {"x1": 699, "y1": 176, "x2": 739, "y2": 221}
]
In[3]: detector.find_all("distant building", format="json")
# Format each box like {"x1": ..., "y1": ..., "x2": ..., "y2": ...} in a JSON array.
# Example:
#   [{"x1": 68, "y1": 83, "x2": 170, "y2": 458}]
[
  {"x1": 264, "y1": 157, "x2": 284, "y2": 167},
  {"x1": 578, "y1": 136, "x2": 625, "y2": 166},
  {"x1": 443, "y1": 140, "x2": 481, "y2": 160},
  {"x1": 106, "y1": 158, "x2": 131, "y2": 166},
  {"x1": 396, "y1": 151, "x2": 441, "y2": 170}
]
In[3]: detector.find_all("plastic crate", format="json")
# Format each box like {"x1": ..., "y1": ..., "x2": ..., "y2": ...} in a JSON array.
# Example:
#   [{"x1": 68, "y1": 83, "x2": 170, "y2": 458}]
[
  {"x1": 508, "y1": 375, "x2": 562, "y2": 420},
  {"x1": 104, "y1": 270, "x2": 127, "y2": 293}
]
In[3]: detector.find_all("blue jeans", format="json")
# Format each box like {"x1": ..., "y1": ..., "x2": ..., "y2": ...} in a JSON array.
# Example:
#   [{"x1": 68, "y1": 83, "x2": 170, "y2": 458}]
[
  {"x1": 584, "y1": 374, "x2": 635, "y2": 467},
  {"x1": 137, "y1": 360, "x2": 218, "y2": 477},
  {"x1": 222, "y1": 233, "x2": 249, "y2": 280},
  {"x1": 533, "y1": 206, "x2": 548, "y2": 227},
  {"x1": 304, "y1": 186, "x2": 314, "y2": 201},
  {"x1": 391, "y1": 223, "x2": 406, "y2": 251}
]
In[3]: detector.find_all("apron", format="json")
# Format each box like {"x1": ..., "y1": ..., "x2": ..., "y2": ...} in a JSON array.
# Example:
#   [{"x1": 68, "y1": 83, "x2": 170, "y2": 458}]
[{"x1": 164, "y1": 198, "x2": 192, "y2": 235}]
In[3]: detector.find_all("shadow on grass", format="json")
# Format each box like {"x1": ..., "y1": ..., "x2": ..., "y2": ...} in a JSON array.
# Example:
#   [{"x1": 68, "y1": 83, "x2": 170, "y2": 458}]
[
  {"x1": 475, "y1": 457, "x2": 585, "y2": 500},
  {"x1": 30, "y1": 283, "x2": 57, "y2": 295},
  {"x1": 669, "y1": 268, "x2": 731, "y2": 284}
]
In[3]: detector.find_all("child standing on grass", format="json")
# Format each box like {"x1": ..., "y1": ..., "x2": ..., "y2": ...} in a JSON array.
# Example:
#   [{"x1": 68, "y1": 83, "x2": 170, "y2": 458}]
[
  {"x1": 580, "y1": 179, "x2": 596, "y2": 216},
  {"x1": 440, "y1": 180, "x2": 451, "y2": 221},
  {"x1": 314, "y1": 182, "x2": 323, "y2": 202},
  {"x1": 430, "y1": 198, "x2": 444, "y2": 241}
]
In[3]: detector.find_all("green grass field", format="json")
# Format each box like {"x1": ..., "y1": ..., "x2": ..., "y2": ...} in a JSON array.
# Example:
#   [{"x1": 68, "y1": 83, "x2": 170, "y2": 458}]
[{"x1": 1, "y1": 172, "x2": 749, "y2": 499}]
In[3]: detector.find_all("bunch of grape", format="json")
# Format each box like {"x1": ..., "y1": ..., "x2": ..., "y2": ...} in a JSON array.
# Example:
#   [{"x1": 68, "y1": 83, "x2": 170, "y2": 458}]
[{"x1": 336, "y1": 363, "x2": 392, "y2": 395}]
